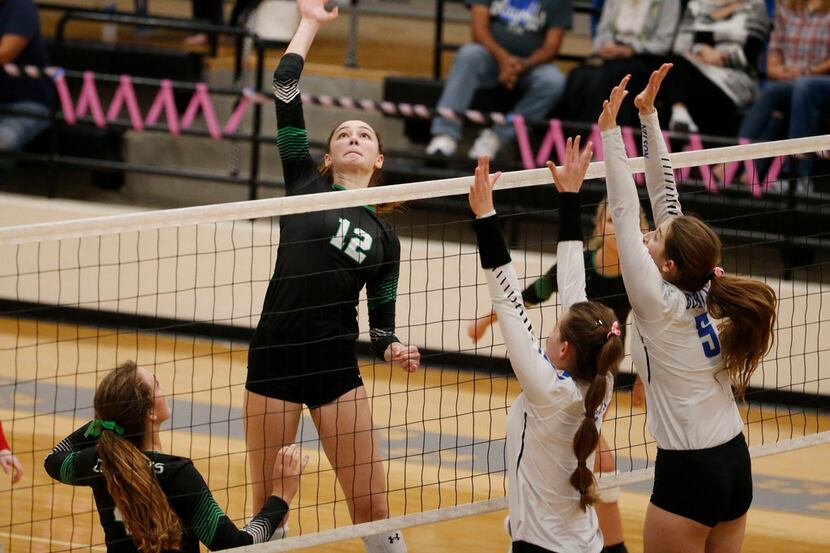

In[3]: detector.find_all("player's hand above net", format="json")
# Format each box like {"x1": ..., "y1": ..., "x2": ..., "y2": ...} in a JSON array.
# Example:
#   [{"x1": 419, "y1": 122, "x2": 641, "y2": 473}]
[
  {"x1": 546, "y1": 135, "x2": 593, "y2": 194},
  {"x1": 469, "y1": 156, "x2": 501, "y2": 218},
  {"x1": 634, "y1": 63, "x2": 672, "y2": 116},
  {"x1": 598, "y1": 75, "x2": 630, "y2": 132},
  {"x1": 297, "y1": 0, "x2": 339, "y2": 23}
]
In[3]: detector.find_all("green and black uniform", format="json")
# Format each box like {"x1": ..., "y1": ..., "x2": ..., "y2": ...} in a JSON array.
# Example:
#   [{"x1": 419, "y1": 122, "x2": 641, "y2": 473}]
[
  {"x1": 247, "y1": 53, "x2": 401, "y2": 408},
  {"x1": 522, "y1": 250, "x2": 631, "y2": 335},
  {"x1": 44, "y1": 423, "x2": 288, "y2": 552}
]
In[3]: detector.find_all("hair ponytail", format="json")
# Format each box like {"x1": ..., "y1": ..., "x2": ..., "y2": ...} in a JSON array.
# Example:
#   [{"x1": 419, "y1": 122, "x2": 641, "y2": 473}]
[
  {"x1": 663, "y1": 216, "x2": 777, "y2": 400},
  {"x1": 559, "y1": 302, "x2": 625, "y2": 510},
  {"x1": 95, "y1": 362, "x2": 182, "y2": 553},
  {"x1": 707, "y1": 275, "x2": 776, "y2": 400}
]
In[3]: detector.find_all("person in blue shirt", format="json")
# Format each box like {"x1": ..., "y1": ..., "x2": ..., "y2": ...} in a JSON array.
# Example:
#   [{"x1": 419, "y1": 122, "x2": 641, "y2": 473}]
[{"x1": 0, "y1": 0, "x2": 53, "y2": 182}]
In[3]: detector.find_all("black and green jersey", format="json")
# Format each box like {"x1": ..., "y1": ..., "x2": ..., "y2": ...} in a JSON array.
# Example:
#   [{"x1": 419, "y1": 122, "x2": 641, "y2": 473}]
[
  {"x1": 250, "y1": 53, "x2": 400, "y2": 362},
  {"x1": 44, "y1": 423, "x2": 288, "y2": 552},
  {"x1": 522, "y1": 250, "x2": 631, "y2": 331}
]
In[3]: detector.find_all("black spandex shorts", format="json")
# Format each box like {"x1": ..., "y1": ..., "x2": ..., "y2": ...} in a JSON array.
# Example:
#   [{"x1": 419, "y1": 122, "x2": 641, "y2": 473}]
[
  {"x1": 651, "y1": 432, "x2": 752, "y2": 527},
  {"x1": 246, "y1": 339, "x2": 363, "y2": 408}
]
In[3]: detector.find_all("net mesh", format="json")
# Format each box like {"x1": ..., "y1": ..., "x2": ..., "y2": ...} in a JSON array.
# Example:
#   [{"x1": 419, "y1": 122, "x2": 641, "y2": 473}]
[{"x1": 1, "y1": 136, "x2": 829, "y2": 551}]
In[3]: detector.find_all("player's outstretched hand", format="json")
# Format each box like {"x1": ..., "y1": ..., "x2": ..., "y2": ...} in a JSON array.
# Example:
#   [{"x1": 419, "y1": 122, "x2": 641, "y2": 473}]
[
  {"x1": 0, "y1": 449, "x2": 23, "y2": 484},
  {"x1": 634, "y1": 63, "x2": 672, "y2": 116},
  {"x1": 468, "y1": 312, "x2": 497, "y2": 343},
  {"x1": 546, "y1": 136, "x2": 593, "y2": 194},
  {"x1": 271, "y1": 444, "x2": 309, "y2": 506},
  {"x1": 297, "y1": 0, "x2": 339, "y2": 23},
  {"x1": 469, "y1": 156, "x2": 502, "y2": 218},
  {"x1": 386, "y1": 343, "x2": 420, "y2": 373},
  {"x1": 598, "y1": 75, "x2": 630, "y2": 132}
]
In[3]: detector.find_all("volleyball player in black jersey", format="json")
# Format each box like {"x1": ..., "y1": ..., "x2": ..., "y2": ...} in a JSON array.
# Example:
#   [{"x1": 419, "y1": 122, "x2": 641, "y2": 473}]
[
  {"x1": 45, "y1": 361, "x2": 305, "y2": 553},
  {"x1": 244, "y1": 1, "x2": 419, "y2": 550}
]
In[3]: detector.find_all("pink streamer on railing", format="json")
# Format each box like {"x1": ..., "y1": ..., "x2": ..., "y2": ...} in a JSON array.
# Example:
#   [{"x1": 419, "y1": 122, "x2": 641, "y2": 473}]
[
  {"x1": 512, "y1": 115, "x2": 535, "y2": 169},
  {"x1": 106, "y1": 75, "x2": 144, "y2": 131},
  {"x1": 590, "y1": 124, "x2": 604, "y2": 162},
  {"x1": 75, "y1": 71, "x2": 107, "y2": 128},
  {"x1": 180, "y1": 83, "x2": 221, "y2": 139},
  {"x1": 52, "y1": 70, "x2": 77, "y2": 125},
  {"x1": 534, "y1": 119, "x2": 564, "y2": 168},
  {"x1": 145, "y1": 79, "x2": 180, "y2": 136},
  {"x1": 223, "y1": 88, "x2": 252, "y2": 135}
]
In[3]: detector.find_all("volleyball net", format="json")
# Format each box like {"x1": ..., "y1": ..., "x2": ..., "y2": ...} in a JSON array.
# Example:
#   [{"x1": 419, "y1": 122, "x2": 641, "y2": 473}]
[{"x1": 1, "y1": 134, "x2": 830, "y2": 551}]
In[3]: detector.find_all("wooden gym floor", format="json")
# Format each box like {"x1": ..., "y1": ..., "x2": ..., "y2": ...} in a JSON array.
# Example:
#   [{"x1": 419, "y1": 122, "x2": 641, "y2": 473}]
[{"x1": 0, "y1": 317, "x2": 828, "y2": 552}]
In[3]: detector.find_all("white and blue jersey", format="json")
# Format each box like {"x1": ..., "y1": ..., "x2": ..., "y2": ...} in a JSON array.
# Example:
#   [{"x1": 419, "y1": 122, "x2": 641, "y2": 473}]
[
  {"x1": 476, "y1": 212, "x2": 609, "y2": 553},
  {"x1": 602, "y1": 110, "x2": 744, "y2": 451}
]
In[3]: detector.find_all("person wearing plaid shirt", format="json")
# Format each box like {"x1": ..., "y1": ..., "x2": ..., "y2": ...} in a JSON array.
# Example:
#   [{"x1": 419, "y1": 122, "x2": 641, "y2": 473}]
[{"x1": 739, "y1": 0, "x2": 830, "y2": 180}]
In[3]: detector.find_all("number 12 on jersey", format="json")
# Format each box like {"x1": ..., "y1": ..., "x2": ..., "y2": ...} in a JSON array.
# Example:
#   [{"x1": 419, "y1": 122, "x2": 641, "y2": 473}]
[
  {"x1": 694, "y1": 313, "x2": 721, "y2": 358},
  {"x1": 330, "y1": 217, "x2": 373, "y2": 264}
]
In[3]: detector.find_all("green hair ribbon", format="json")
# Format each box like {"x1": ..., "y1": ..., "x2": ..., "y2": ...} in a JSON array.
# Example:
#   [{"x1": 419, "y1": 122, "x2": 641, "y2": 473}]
[{"x1": 84, "y1": 419, "x2": 125, "y2": 438}]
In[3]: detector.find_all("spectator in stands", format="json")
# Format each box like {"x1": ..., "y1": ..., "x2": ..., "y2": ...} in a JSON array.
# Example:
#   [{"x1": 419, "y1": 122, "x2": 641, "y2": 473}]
[
  {"x1": 592, "y1": 0, "x2": 680, "y2": 127},
  {"x1": 0, "y1": 0, "x2": 53, "y2": 183},
  {"x1": 425, "y1": 0, "x2": 573, "y2": 160},
  {"x1": 739, "y1": 0, "x2": 830, "y2": 180},
  {"x1": 655, "y1": 0, "x2": 771, "y2": 136},
  {"x1": 0, "y1": 419, "x2": 23, "y2": 483},
  {"x1": 185, "y1": 0, "x2": 224, "y2": 45},
  {"x1": 562, "y1": 0, "x2": 680, "y2": 127}
]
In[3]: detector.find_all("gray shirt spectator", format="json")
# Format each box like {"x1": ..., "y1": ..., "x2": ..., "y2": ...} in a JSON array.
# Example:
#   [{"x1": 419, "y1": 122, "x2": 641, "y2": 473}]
[{"x1": 426, "y1": 0, "x2": 573, "y2": 160}]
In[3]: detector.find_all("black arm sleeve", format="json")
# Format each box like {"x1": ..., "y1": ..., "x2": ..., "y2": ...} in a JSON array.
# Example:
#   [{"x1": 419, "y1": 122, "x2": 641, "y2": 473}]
[
  {"x1": 557, "y1": 192, "x2": 584, "y2": 243},
  {"x1": 368, "y1": 232, "x2": 401, "y2": 358},
  {"x1": 273, "y1": 53, "x2": 320, "y2": 194},
  {"x1": 473, "y1": 214, "x2": 511, "y2": 269},
  {"x1": 44, "y1": 422, "x2": 97, "y2": 485},
  {"x1": 169, "y1": 462, "x2": 289, "y2": 549}
]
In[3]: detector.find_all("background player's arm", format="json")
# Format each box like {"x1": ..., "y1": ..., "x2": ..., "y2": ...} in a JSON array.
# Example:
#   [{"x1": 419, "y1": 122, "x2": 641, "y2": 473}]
[{"x1": 44, "y1": 422, "x2": 99, "y2": 486}]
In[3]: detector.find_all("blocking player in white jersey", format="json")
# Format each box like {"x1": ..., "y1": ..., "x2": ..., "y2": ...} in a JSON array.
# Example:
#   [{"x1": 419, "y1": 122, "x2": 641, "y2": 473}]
[
  {"x1": 598, "y1": 65, "x2": 777, "y2": 553},
  {"x1": 469, "y1": 143, "x2": 625, "y2": 553}
]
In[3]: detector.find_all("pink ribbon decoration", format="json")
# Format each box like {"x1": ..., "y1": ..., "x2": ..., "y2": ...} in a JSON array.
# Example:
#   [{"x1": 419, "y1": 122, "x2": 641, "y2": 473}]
[
  {"x1": 3, "y1": 63, "x2": 20, "y2": 77},
  {"x1": 533, "y1": 119, "x2": 564, "y2": 168},
  {"x1": 106, "y1": 75, "x2": 144, "y2": 131},
  {"x1": 145, "y1": 79, "x2": 180, "y2": 135},
  {"x1": 75, "y1": 71, "x2": 107, "y2": 128},
  {"x1": 512, "y1": 114, "x2": 535, "y2": 169},
  {"x1": 223, "y1": 88, "x2": 252, "y2": 135},
  {"x1": 180, "y1": 82, "x2": 221, "y2": 139},
  {"x1": 52, "y1": 69, "x2": 77, "y2": 125},
  {"x1": 414, "y1": 104, "x2": 431, "y2": 119},
  {"x1": 590, "y1": 124, "x2": 604, "y2": 162}
]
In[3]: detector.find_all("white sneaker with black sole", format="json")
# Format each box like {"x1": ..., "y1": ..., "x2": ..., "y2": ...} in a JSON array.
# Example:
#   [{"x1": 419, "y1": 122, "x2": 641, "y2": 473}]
[
  {"x1": 668, "y1": 105, "x2": 699, "y2": 134},
  {"x1": 468, "y1": 129, "x2": 501, "y2": 160},
  {"x1": 425, "y1": 134, "x2": 458, "y2": 157}
]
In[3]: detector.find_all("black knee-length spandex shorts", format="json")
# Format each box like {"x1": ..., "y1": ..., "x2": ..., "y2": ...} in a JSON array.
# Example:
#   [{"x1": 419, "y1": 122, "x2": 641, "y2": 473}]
[
  {"x1": 651, "y1": 432, "x2": 752, "y2": 527},
  {"x1": 246, "y1": 339, "x2": 364, "y2": 408}
]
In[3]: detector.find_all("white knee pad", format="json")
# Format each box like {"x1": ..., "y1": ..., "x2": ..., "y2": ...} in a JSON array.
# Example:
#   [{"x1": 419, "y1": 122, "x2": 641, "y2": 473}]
[
  {"x1": 363, "y1": 530, "x2": 407, "y2": 553},
  {"x1": 596, "y1": 471, "x2": 621, "y2": 503}
]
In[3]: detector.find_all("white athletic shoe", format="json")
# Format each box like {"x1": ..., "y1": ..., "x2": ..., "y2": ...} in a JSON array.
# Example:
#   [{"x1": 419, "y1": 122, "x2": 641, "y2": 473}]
[
  {"x1": 468, "y1": 129, "x2": 502, "y2": 160},
  {"x1": 269, "y1": 524, "x2": 289, "y2": 541},
  {"x1": 425, "y1": 134, "x2": 458, "y2": 157},
  {"x1": 668, "y1": 105, "x2": 699, "y2": 134}
]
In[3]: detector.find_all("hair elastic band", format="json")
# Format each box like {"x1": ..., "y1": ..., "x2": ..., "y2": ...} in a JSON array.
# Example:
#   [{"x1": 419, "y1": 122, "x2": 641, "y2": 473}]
[
  {"x1": 577, "y1": 460, "x2": 587, "y2": 467},
  {"x1": 606, "y1": 321, "x2": 621, "y2": 339},
  {"x1": 84, "y1": 419, "x2": 125, "y2": 438},
  {"x1": 707, "y1": 266, "x2": 725, "y2": 281}
]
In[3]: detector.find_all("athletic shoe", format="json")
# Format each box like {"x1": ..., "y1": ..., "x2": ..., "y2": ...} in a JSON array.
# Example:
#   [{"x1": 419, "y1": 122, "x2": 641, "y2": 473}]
[
  {"x1": 425, "y1": 134, "x2": 458, "y2": 157},
  {"x1": 668, "y1": 105, "x2": 699, "y2": 134},
  {"x1": 468, "y1": 129, "x2": 501, "y2": 160}
]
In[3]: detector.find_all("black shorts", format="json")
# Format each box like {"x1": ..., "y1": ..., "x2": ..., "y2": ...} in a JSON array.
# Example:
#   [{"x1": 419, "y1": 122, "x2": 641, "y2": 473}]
[
  {"x1": 651, "y1": 432, "x2": 752, "y2": 527},
  {"x1": 246, "y1": 339, "x2": 364, "y2": 408}
]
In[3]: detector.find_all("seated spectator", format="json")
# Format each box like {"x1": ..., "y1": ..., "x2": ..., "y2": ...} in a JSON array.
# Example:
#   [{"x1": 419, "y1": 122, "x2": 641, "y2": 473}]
[
  {"x1": 656, "y1": 0, "x2": 771, "y2": 136},
  {"x1": 739, "y1": 0, "x2": 830, "y2": 179},
  {"x1": 425, "y1": 0, "x2": 572, "y2": 160},
  {"x1": 0, "y1": 0, "x2": 53, "y2": 183},
  {"x1": 563, "y1": 0, "x2": 680, "y2": 127}
]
